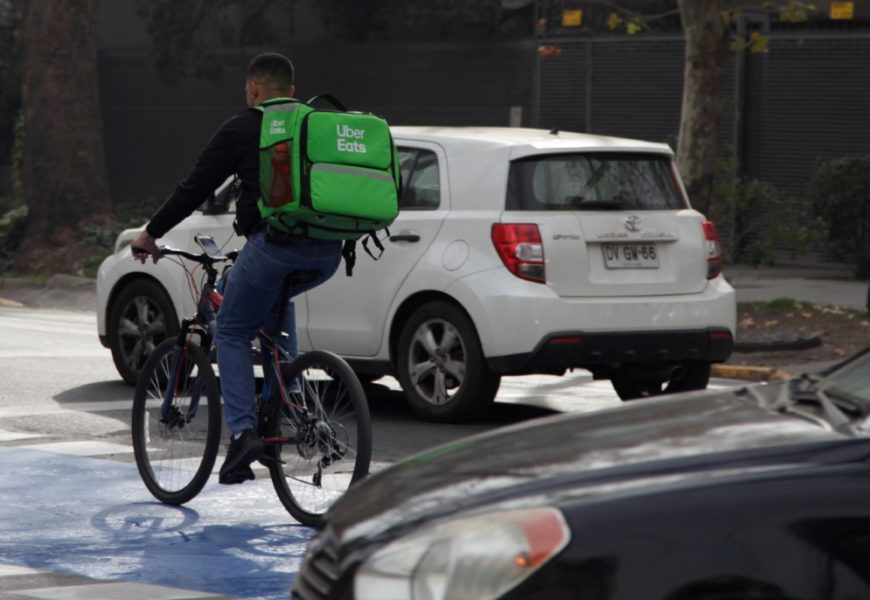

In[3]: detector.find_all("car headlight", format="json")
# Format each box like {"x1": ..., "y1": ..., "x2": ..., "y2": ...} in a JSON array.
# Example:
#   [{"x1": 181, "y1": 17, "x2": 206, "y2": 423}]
[
  {"x1": 114, "y1": 226, "x2": 145, "y2": 254},
  {"x1": 354, "y1": 507, "x2": 570, "y2": 600}
]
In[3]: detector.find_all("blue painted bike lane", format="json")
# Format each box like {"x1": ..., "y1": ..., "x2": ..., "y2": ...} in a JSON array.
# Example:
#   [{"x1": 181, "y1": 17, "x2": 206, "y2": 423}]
[{"x1": 0, "y1": 447, "x2": 314, "y2": 599}]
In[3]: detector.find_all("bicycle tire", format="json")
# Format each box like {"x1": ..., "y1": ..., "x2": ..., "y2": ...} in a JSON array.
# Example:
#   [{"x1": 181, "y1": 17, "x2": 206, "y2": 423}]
[
  {"x1": 132, "y1": 338, "x2": 222, "y2": 504},
  {"x1": 266, "y1": 350, "x2": 371, "y2": 528}
]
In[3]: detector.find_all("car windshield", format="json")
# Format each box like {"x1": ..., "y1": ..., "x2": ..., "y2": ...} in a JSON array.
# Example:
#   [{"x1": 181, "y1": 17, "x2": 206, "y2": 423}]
[
  {"x1": 506, "y1": 152, "x2": 686, "y2": 211},
  {"x1": 763, "y1": 348, "x2": 870, "y2": 436},
  {"x1": 818, "y1": 348, "x2": 870, "y2": 404}
]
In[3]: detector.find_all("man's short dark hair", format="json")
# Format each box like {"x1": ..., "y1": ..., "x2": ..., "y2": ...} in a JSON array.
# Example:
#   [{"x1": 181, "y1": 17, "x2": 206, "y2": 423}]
[{"x1": 247, "y1": 52, "x2": 294, "y2": 91}]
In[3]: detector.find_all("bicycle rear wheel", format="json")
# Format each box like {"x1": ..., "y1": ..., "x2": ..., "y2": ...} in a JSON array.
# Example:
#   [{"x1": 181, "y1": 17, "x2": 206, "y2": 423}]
[
  {"x1": 132, "y1": 338, "x2": 222, "y2": 504},
  {"x1": 266, "y1": 350, "x2": 371, "y2": 528}
]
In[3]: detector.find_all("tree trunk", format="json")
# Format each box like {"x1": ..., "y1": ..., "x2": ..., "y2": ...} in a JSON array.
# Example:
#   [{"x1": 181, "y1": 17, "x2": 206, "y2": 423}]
[
  {"x1": 675, "y1": 0, "x2": 729, "y2": 217},
  {"x1": 19, "y1": 0, "x2": 112, "y2": 259}
]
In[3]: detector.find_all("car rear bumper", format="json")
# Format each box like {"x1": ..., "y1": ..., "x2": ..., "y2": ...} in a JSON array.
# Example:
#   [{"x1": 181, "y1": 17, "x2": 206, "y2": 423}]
[
  {"x1": 487, "y1": 327, "x2": 734, "y2": 375},
  {"x1": 445, "y1": 269, "x2": 736, "y2": 374}
]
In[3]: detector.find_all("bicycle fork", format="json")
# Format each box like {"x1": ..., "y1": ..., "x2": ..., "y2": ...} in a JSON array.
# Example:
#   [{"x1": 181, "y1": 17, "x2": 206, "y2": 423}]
[{"x1": 159, "y1": 345, "x2": 204, "y2": 432}]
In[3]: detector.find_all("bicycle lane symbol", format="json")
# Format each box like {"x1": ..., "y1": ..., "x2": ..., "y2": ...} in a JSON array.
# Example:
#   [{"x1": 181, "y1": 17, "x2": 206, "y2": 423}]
[
  {"x1": 91, "y1": 502, "x2": 199, "y2": 540},
  {"x1": 90, "y1": 501, "x2": 313, "y2": 598}
]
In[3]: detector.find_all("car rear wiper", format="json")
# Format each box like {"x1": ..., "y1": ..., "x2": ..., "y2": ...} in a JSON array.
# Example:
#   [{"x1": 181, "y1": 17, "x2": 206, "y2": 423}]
[{"x1": 565, "y1": 197, "x2": 627, "y2": 210}]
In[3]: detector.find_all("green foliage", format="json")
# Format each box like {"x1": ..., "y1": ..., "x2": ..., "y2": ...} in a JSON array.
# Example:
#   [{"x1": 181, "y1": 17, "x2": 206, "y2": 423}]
[
  {"x1": 710, "y1": 153, "x2": 821, "y2": 266},
  {"x1": 82, "y1": 224, "x2": 118, "y2": 250},
  {"x1": 768, "y1": 298, "x2": 800, "y2": 309},
  {"x1": 731, "y1": 30, "x2": 770, "y2": 53},
  {"x1": 809, "y1": 154, "x2": 870, "y2": 278},
  {"x1": 777, "y1": 0, "x2": 817, "y2": 23}
]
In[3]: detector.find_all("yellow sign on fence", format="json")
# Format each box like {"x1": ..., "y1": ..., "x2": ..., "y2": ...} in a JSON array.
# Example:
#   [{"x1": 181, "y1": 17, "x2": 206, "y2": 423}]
[
  {"x1": 562, "y1": 9, "x2": 583, "y2": 27},
  {"x1": 830, "y1": 1, "x2": 854, "y2": 20}
]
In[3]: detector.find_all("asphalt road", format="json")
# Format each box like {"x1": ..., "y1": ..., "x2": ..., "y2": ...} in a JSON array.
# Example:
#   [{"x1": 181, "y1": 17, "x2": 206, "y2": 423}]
[
  {"x1": 0, "y1": 304, "x2": 745, "y2": 599},
  {"x1": 4, "y1": 264, "x2": 863, "y2": 598}
]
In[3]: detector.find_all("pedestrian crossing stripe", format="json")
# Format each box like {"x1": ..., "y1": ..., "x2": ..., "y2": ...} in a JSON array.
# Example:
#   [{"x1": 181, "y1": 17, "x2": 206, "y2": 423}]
[{"x1": 0, "y1": 563, "x2": 230, "y2": 599}]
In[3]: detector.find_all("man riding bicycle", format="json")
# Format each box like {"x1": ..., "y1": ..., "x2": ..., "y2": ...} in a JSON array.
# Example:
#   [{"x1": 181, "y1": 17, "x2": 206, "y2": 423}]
[{"x1": 132, "y1": 53, "x2": 342, "y2": 485}]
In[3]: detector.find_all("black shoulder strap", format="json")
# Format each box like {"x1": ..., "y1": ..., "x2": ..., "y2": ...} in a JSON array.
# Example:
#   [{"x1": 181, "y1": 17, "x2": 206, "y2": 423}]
[
  {"x1": 306, "y1": 94, "x2": 348, "y2": 112},
  {"x1": 341, "y1": 230, "x2": 389, "y2": 277},
  {"x1": 361, "y1": 230, "x2": 387, "y2": 262},
  {"x1": 341, "y1": 239, "x2": 357, "y2": 276}
]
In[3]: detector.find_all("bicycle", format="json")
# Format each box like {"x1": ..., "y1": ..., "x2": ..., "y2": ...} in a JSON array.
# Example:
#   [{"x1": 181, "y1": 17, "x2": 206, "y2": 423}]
[{"x1": 130, "y1": 234, "x2": 372, "y2": 528}]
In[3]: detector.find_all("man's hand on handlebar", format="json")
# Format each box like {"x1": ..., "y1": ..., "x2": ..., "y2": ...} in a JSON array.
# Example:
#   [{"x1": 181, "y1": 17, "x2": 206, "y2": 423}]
[{"x1": 130, "y1": 230, "x2": 162, "y2": 264}]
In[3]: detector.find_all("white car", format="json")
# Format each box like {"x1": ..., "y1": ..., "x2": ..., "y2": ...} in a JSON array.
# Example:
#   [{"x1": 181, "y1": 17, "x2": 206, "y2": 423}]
[{"x1": 97, "y1": 126, "x2": 736, "y2": 421}]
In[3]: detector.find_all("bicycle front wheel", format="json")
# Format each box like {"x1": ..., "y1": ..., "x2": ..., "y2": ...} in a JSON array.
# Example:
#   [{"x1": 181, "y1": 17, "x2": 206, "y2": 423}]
[
  {"x1": 266, "y1": 350, "x2": 371, "y2": 528},
  {"x1": 132, "y1": 338, "x2": 222, "y2": 504}
]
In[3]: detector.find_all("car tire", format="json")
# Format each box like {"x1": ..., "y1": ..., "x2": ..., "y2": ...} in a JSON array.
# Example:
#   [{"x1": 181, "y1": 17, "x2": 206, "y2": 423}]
[
  {"x1": 611, "y1": 361, "x2": 711, "y2": 401},
  {"x1": 108, "y1": 279, "x2": 179, "y2": 385},
  {"x1": 396, "y1": 300, "x2": 500, "y2": 422}
]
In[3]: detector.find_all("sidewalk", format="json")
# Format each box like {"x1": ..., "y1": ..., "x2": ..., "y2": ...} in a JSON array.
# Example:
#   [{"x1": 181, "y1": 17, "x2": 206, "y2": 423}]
[
  {"x1": 0, "y1": 274, "x2": 96, "y2": 312},
  {"x1": 724, "y1": 264, "x2": 868, "y2": 311},
  {"x1": 718, "y1": 263, "x2": 868, "y2": 380},
  {"x1": 3, "y1": 265, "x2": 863, "y2": 312}
]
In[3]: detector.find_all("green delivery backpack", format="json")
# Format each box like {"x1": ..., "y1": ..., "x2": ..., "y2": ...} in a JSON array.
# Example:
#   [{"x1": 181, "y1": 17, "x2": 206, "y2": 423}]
[{"x1": 255, "y1": 95, "x2": 401, "y2": 274}]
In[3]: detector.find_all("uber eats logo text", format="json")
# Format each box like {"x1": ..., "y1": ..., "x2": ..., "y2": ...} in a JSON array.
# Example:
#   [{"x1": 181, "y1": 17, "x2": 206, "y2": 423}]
[
  {"x1": 336, "y1": 123, "x2": 367, "y2": 154},
  {"x1": 269, "y1": 119, "x2": 286, "y2": 136}
]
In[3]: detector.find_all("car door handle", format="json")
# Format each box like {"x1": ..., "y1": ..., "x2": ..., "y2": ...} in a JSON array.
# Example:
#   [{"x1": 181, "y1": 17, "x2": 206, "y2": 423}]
[{"x1": 390, "y1": 233, "x2": 420, "y2": 243}]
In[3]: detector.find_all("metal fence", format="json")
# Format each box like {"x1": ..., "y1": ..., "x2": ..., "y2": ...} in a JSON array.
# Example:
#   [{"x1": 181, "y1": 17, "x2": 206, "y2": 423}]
[
  {"x1": 99, "y1": 28, "x2": 870, "y2": 264},
  {"x1": 535, "y1": 28, "x2": 870, "y2": 263}
]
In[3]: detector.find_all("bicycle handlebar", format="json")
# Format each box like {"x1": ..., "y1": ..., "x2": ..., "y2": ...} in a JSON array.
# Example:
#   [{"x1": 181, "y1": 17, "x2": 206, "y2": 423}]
[{"x1": 131, "y1": 245, "x2": 239, "y2": 264}]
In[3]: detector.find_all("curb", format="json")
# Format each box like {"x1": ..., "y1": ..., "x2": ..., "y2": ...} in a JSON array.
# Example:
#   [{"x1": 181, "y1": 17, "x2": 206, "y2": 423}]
[
  {"x1": 0, "y1": 296, "x2": 24, "y2": 307},
  {"x1": 712, "y1": 364, "x2": 792, "y2": 382}
]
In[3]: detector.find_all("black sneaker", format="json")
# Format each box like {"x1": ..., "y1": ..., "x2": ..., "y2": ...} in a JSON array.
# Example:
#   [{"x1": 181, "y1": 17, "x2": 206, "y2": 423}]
[
  {"x1": 219, "y1": 463, "x2": 255, "y2": 485},
  {"x1": 219, "y1": 429, "x2": 263, "y2": 485}
]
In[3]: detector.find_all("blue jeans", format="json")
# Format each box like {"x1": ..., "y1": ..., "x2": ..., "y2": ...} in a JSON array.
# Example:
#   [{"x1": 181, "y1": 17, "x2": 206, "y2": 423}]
[{"x1": 215, "y1": 231, "x2": 341, "y2": 435}]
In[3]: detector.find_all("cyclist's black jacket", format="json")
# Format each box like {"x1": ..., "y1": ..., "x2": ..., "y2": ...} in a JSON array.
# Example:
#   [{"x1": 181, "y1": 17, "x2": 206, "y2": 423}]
[{"x1": 146, "y1": 107, "x2": 261, "y2": 239}]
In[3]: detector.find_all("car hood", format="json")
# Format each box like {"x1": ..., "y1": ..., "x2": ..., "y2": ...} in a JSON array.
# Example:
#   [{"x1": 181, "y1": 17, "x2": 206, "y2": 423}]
[{"x1": 329, "y1": 385, "x2": 846, "y2": 545}]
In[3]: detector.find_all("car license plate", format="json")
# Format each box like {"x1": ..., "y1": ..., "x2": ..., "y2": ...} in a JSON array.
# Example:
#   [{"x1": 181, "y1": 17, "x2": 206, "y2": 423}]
[{"x1": 602, "y1": 244, "x2": 659, "y2": 269}]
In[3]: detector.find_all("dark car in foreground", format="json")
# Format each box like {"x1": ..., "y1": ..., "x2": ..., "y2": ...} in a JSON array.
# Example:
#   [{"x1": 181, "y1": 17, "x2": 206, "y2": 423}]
[{"x1": 293, "y1": 347, "x2": 870, "y2": 600}]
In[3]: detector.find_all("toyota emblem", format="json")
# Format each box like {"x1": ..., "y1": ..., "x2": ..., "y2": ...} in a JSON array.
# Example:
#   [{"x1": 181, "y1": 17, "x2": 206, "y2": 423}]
[{"x1": 624, "y1": 215, "x2": 642, "y2": 232}]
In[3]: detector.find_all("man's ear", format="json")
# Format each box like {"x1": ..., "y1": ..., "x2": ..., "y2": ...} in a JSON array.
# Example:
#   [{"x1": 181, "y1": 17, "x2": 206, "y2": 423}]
[{"x1": 289, "y1": 84, "x2": 296, "y2": 98}]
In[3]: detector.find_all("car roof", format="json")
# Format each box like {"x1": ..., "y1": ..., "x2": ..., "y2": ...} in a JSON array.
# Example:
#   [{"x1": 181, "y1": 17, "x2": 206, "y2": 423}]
[{"x1": 390, "y1": 126, "x2": 674, "y2": 159}]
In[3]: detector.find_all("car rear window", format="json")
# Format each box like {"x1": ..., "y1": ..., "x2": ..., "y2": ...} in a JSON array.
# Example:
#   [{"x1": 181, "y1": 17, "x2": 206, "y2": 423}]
[{"x1": 506, "y1": 153, "x2": 686, "y2": 211}]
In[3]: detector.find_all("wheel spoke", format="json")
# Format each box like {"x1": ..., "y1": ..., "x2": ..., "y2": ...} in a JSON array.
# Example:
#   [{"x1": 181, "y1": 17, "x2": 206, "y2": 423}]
[
  {"x1": 442, "y1": 358, "x2": 465, "y2": 383},
  {"x1": 409, "y1": 359, "x2": 437, "y2": 383},
  {"x1": 146, "y1": 317, "x2": 167, "y2": 336},
  {"x1": 127, "y1": 340, "x2": 146, "y2": 369},
  {"x1": 119, "y1": 317, "x2": 139, "y2": 338},
  {"x1": 414, "y1": 327, "x2": 439, "y2": 356},
  {"x1": 135, "y1": 297, "x2": 150, "y2": 325},
  {"x1": 433, "y1": 370, "x2": 450, "y2": 405},
  {"x1": 440, "y1": 325, "x2": 459, "y2": 354}
]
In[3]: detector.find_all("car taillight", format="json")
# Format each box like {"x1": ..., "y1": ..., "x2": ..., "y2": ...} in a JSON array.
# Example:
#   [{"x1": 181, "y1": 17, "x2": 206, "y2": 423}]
[
  {"x1": 492, "y1": 224, "x2": 545, "y2": 283},
  {"x1": 702, "y1": 220, "x2": 722, "y2": 279}
]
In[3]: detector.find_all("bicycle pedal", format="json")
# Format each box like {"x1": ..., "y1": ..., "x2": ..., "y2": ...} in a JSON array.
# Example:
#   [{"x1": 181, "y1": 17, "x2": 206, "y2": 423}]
[{"x1": 257, "y1": 455, "x2": 285, "y2": 466}]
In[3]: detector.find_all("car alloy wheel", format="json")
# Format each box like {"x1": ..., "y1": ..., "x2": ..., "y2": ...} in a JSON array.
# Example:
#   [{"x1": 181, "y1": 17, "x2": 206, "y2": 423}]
[
  {"x1": 397, "y1": 300, "x2": 500, "y2": 422},
  {"x1": 108, "y1": 280, "x2": 178, "y2": 385},
  {"x1": 408, "y1": 317, "x2": 466, "y2": 404}
]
